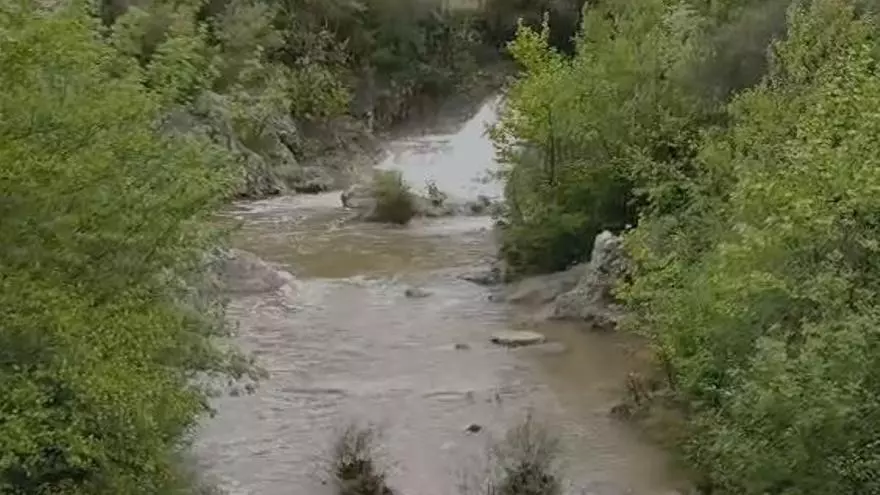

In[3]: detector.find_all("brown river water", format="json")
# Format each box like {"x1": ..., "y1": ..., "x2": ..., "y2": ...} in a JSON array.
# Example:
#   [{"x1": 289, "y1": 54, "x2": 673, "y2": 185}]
[{"x1": 195, "y1": 96, "x2": 685, "y2": 495}]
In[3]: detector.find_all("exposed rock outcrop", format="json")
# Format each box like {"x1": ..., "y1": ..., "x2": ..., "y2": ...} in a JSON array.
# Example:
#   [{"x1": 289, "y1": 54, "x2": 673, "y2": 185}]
[
  {"x1": 194, "y1": 92, "x2": 303, "y2": 198},
  {"x1": 551, "y1": 231, "x2": 628, "y2": 331},
  {"x1": 162, "y1": 92, "x2": 374, "y2": 199},
  {"x1": 492, "y1": 264, "x2": 586, "y2": 306}
]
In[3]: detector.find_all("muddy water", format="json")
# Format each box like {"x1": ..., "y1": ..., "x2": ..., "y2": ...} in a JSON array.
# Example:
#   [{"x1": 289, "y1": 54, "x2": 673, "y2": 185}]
[{"x1": 196, "y1": 97, "x2": 684, "y2": 495}]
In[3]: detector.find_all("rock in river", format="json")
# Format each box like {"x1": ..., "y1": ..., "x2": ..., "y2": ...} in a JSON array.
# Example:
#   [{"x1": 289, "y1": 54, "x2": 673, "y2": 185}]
[
  {"x1": 404, "y1": 286, "x2": 432, "y2": 298},
  {"x1": 220, "y1": 248, "x2": 295, "y2": 295},
  {"x1": 458, "y1": 259, "x2": 504, "y2": 286},
  {"x1": 463, "y1": 423, "x2": 483, "y2": 434},
  {"x1": 490, "y1": 330, "x2": 547, "y2": 348},
  {"x1": 495, "y1": 263, "x2": 585, "y2": 305}
]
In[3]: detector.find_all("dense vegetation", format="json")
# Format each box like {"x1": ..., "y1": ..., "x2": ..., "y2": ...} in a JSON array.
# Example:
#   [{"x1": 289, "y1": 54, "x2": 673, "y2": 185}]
[
  {"x1": 0, "y1": 0, "x2": 580, "y2": 492},
  {"x1": 496, "y1": 0, "x2": 880, "y2": 492},
  {"x1": 99, "y1": 0, "x2": 488, "y2": 198},
  {"x1": 0, "y1": 4, "x2": 257, "y2": 493}
]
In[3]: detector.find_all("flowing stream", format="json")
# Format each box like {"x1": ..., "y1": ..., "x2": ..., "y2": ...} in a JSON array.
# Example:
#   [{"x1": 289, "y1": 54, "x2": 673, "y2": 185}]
[{"x1": 195, "y1": 96, "x2": 684, "y2": 495}]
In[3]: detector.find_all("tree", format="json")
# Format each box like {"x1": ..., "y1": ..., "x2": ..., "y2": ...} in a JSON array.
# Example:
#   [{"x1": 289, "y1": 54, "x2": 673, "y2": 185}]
[
  {"x1": 622, "y1": 1, "x2": 880, "y2": 492},
  {"x1": 0, "y1": 4, "x2": 254, "y2": 493}
]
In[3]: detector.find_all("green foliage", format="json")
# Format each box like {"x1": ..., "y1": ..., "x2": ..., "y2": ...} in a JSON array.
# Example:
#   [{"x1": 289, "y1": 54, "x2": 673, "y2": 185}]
[
  {"x1": 370, "y1": 170, "x2": 416, "y2": 225},
  {"x1": 324, "y1": 0, "x2": 485, "y2": 124},
  {"x1": 0, "y1": 4, "x2": 254, "y2": 493},
  {"x1": 499, "y1": 0, "x2": 880, "y2": 492},
  {"x1": 146, "y1": 8, "x2": 219, "y2": 105},
  {"x1": 494, "y1": 2, "x2": 708, "y2": 275},
  {"x1": 619, "y1": 0, "x2": 880, "y2": 493},
  {"x1": 477, "y1": 0, "x2": 581, "y2": 53},
  {"x1": 99, "y1": 0, "x2": 532, "y2": 200}
]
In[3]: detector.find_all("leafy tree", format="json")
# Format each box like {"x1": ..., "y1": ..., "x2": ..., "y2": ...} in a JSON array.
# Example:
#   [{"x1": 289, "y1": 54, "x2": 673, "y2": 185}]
[
  {"x1": 496, "y1": 0, "x2": 880, "y2": 492},
  {"x1": 622, "y1": 0, "x2": 880, "y2": 492},
  {"x1": 493, "y1": 1, "x2": 709, "y2": 275},
  {"x1": 0, "y1": 4, "x2": 255, "y2": 493}
]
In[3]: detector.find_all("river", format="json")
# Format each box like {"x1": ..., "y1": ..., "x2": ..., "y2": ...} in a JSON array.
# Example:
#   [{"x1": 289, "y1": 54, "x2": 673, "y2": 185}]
[{"x1": 195, "y1": 96, "x2": 684, "y2": 495}]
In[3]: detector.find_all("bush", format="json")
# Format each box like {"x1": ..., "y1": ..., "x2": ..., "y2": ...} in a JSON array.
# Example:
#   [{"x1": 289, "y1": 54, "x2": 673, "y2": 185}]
[
  {"x1": 370, "y1": 170, "x2": 417, "y2": 225},
  {"x1": 329, "y1": 425, "x2": 392, "y2": 495},
  {"x1": 460, "y1": 414, "x2": 562, "y2": 495}
]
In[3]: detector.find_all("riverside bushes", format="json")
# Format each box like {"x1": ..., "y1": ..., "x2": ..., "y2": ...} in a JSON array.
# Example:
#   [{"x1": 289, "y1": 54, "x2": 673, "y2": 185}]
[
  {"x1": 497, "y1": 0, "x2": 880, "y2": 492},
  {"x1": 0, "y1": 4, "x2": 257, "y2": 493}
]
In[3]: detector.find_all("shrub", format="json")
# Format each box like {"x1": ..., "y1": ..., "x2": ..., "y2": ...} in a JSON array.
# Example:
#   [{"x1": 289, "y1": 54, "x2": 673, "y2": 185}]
[
  {"x1": 489, "y1": 415, "x2": 561, "y2": 495},
  {"x1": 370, "y1": 170, "x2": 416, "y2": 225},
  {"x1": 460, "y1": 414, "x2": 562, "y2": 495},
  {"x1": 329, "y1": 425, "x2": 392, "y2": 495}
]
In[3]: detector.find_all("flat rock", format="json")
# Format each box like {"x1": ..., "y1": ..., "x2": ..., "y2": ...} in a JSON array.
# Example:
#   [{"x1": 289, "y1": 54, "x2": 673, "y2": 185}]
[
  {"x1": 490, "y1": 330, "x2": 547, "y2": 347},
  {"x1": 498, "y1": 264, "x2": 586, "y2": 305},
  {"x1": 220, "y1": 249, "x2": 295, "y2": 294}
]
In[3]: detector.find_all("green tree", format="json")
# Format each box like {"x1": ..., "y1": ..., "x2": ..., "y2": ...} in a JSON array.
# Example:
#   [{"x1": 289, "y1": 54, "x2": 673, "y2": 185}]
[
  {"x1": 0, "y1": 4, "x2": 254, "y2": 493},
  {"x1": 493, "y1": 1, "x2": 709, "y2": 275},
  {"x1": 622, "y1": 1, "x2": 880, "y2": 492}
]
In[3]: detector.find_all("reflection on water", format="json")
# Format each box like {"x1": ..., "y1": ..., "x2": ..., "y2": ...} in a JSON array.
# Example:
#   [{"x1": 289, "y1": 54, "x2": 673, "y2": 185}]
[{"x1": 196, "y1": 96, "x2": 683, "y2": 495}]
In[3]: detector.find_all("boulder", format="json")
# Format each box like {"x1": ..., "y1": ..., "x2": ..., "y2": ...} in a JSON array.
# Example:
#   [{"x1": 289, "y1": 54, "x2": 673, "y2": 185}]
[
  {"x1": 291, "y1": 165, "x2": 335, "y2": 194},
  {"x1": 495, "y1": 264, "x2": 586, "y2": 306},
  {"x1": 551, "y1": 231, "x2": 628, "y2": 330},
  {"x1": 220, "y1": 249, "x2": 295, "y2": 295},
  {"x1": 459, "y1": 257, "x2": 506, "y2": 287},
  {"x1": 463, "y1": 423, "x2": 483, "y2": 434},
  {"x1": 490, "y1": 330, "x2": 547, "y2": 347},
  {"x1": 404, "y1": 286, "x2": 432, "y2": 298},
  {"x1": 418, "y1": 195, "x2": 499, "y2": 218},
  {"x1": 460, "y1": 266, "x2": 502, "y2": 286}
]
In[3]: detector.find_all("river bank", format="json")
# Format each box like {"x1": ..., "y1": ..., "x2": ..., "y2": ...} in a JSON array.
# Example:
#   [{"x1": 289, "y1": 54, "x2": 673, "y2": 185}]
[{"x1": 196, "y1": 96, "x2": 688, "y2": 495}]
